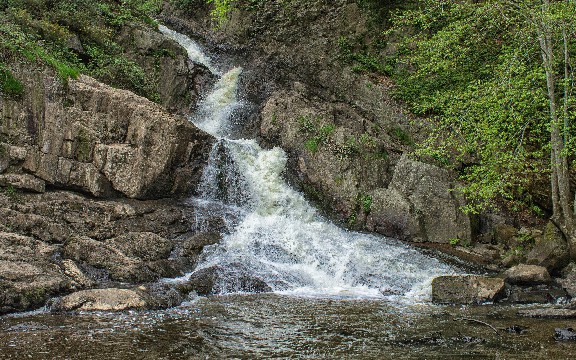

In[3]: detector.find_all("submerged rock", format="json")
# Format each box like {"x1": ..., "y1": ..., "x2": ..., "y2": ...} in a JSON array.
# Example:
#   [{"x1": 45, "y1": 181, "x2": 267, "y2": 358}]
[
  {"x1": 554, "y1": 328, "x2": 576, "y2": 341},
  {"x1": 182, "y1": 265, "x2": 272, "y2": 296},
  {"x1": 431, "y1": 275, "x2": 505, "y2": 304},
  {"x1": 503, "y1": 264, "x2": 552, "y2": 285},
  {"x1": 517, "y1": 308, "x2": 576, "y2": 319}
]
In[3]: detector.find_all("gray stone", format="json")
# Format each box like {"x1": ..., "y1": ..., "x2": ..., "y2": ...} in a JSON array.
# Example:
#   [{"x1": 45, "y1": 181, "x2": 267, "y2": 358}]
[
  {"x1": 53, "y1": 288, "x2": 147, "y2": 312},
  {"x1": 503, "y1": 264, "x2": 552, "y2": 285},
  {"x1": 61, "y1": 259, "x2": 94, "y2": 289},
  {"x1": 181, "y1": 232, "x2": 222, "y2": 257},
  {"x1": 105, "y1": 232, "x2": 173, "y2": 261},
  {"x1": 0, "y1": 173, "x2": 45, "y2": 193},
  {"x1": 63, "y1": 236, "x2": 156, "y2": 283},
  {"x1": 367, "y1": 155, "x2": 471, "y2": 244},
  {"x1": 432, "y1": 275, "x2": 506, "y2": 304},
  {"x1": 182, "y1": 265, "x2": 272, "y2": 296},
  {"x1": 558, "y1": 263, "x2": 576, "y2": 297},
  {"x1": 526, "y1": 222, "x2": 570, "y2": 273}
]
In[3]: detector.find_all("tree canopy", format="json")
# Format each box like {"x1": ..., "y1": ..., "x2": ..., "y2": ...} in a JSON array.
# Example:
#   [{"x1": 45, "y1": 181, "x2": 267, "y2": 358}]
[{"x1": 388, "y1": 0, "x2": 576, "y2": 254}]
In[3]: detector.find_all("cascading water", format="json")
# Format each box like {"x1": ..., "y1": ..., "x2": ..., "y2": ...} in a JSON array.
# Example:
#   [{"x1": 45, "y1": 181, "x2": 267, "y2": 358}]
[{"x1": 159, "y1": 26, "x2": 458, "y2": 300}]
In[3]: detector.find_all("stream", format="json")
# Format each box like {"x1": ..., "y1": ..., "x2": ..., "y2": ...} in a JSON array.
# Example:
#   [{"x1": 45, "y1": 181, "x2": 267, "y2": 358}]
[{"x1": 0, "y1": 26, "x2": 575, "y2": 359}]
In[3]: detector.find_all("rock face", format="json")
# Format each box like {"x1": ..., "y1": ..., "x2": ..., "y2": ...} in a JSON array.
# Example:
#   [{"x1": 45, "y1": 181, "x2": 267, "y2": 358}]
[
  {"x1": 119, "y1": 25, "x2": 216, "y2": 117},
  {"x1": 503, "y1": 264, "x2": 552, "y2": 285},
  {"x1": 368, "y1": 155, "x2": 471, "y2": 243},
  {"x1": 2, "y1": 70, "x2": 213, "y2": 199},
  {"x1": 432, "y1": 275, "x2": 506, "y2": 304},
  {"x1": 0, "y1": 22, "x2": 221, "y2": 313},
  {"x1": 559, "y1": 263, "x2": 576, "y2": 297},
  {"x1": 0, "y1": 232, "x2": 70, "y2": 313}
]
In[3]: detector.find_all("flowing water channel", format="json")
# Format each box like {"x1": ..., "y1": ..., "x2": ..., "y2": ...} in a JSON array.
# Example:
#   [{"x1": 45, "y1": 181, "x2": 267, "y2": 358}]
[{"x1": 1, "y1": 26, "x2": 575, "y2": 359}]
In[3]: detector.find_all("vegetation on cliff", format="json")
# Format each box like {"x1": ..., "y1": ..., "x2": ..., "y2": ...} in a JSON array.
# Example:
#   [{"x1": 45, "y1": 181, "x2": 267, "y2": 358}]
[
  {"x1": 386, "y1": 0, "x2": 576, "y2": 257},
  {"x1": 0, "y1": 0, "x2": 164, "y2": 100}
]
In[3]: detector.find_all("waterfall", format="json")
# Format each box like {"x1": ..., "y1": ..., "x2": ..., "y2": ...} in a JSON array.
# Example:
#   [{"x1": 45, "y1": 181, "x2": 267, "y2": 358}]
[{"x1": 159, "y1": 26, "x2": 457, "y2": 300}]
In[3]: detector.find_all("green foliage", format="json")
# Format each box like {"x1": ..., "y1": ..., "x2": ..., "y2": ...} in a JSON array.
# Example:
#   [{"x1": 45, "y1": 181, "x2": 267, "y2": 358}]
[
  {"x1": 0, "y1": 65, "x2": 23, "y2": 97},
  {"x1": 391, "y1": 126, "x2": 413, "y2": 146},
  {"x1": 0, "y1": 0, "x2": 163, "y2": 99},
  {"x1": 360, "y1": 194, "x2": 372, "y2": 213},
  {"x1": 387, "y1": 0, "x2": 576, "y2": 214},
  {"x1": 304, "y1": 138, "x2": 319, "y2": 153},
  {"x1": 207, "y1": 0, "x2": 235, "y2": 25},
  {"x1": 298, "y1": 115, "x2": 336, "y2": 154},
  {"x1": 337, "y1": 36, "x2": 392, "y2": 75}
]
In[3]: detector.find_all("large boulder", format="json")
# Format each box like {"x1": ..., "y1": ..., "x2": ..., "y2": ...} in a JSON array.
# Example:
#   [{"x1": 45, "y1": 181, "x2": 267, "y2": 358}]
[
  {"x1": 3, "y1": 67, "x2": 213, "y2": 200},
  {"x1": 431, "y1": 275, "x2": 506, "y2": 304},
  {"x1": 503, "y1": 264, "x2": 552, "y2": 285},
  {"x1": 182, "y1": 265, "x2": 272, "y2": 296},
  {"x1": 53, "y1": 288, "x2": 148, "y2": 312},
  {"x1": 368, "y1": 155, "x2": 471, "y2": 243},
  {"x1": 526, "y1": 222, "x2": 570, "y2": 274}
]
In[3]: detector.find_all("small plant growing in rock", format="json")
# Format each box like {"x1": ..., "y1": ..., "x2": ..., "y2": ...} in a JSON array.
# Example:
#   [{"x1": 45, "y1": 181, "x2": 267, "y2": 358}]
[
  {"x1": 0, "y1": 66, "x2": 24, "y2": 98},
  {"x1": 449, "y1": 238, "x2": 460, "y2": 246}
]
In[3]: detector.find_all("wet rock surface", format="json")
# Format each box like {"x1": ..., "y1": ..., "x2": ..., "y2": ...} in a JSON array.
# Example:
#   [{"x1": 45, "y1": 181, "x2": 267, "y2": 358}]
[
  {"x1": 183, "y1": 265, "x2": 272, "y2": 296},
  {"x1": 554, "y1": 328, "x2": 576, "y2": 341},
  {"x1": 518, "y1": 308, "x2": 576, "y2": 319},
  {"x1": 432, "y1": 276, "x2": 506, "y2": 304}
]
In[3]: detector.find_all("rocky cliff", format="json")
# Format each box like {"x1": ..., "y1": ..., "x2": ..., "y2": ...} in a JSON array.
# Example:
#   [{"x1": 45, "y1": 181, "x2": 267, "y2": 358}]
[{"x1": 0, "y1": 24, "x2": 219, "y2": 313}]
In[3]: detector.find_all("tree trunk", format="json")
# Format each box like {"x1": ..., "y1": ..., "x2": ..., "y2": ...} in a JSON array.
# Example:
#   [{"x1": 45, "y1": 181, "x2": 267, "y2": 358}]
[{"x1": 538, "y1": 0, "x2": 576, "y2": 259}]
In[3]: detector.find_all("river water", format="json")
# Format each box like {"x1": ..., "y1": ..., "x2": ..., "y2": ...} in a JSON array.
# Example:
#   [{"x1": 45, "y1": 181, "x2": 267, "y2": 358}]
[
  {"x1": 0, "y1": 26, "x2": 574, "y2": 359},
  {"x1": 1, "y1": 296, "x2": 575, "y2": 359}
]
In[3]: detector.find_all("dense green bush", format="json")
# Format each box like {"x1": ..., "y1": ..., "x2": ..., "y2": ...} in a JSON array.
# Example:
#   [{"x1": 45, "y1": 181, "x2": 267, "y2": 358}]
[{"x1": 0, "y1": 0, "x2": 163, "y2": 100}]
